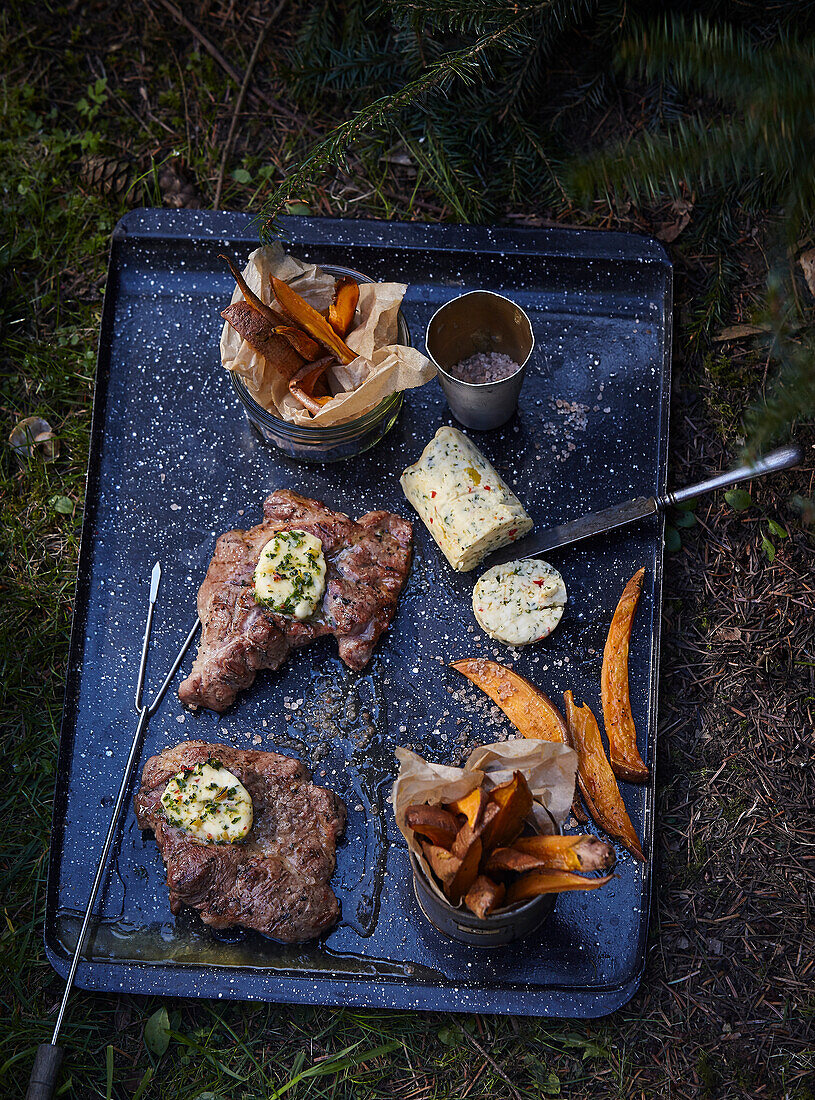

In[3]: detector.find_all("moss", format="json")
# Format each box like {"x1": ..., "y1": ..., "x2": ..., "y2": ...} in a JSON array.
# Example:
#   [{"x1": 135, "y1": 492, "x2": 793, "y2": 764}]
[
  {"x1": 701, "y1": 351, "x2": 763, "y2": 436},
  {"x1": 696, "y1": 1051, "x2": 720, "y2": 1096}
]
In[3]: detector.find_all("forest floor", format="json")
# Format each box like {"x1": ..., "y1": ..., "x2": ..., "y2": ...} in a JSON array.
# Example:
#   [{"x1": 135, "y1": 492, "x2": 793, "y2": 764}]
[{"x1": 1, "y1": 3, "x2": 813, "y2": 1099}]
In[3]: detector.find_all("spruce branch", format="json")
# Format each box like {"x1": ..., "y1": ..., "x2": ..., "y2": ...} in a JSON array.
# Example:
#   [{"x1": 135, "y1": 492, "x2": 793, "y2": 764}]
[
  {"x1": 568, "y1": 16, "x2": 815, "y2": 243},
  {"x1": 617, "y1": 15, "x2": 815, "y2": 104},
  {"x1": 498, "y1": 0, "x2": 599, "y2": 114},
  {"x1": 743, "y1": 278, "x2": 815, "y2": 455},
  {"x1": 568, "y1": 15, "x2": 815, "y2": 447},
  {"x1": 258, "y1": 13, "x2": 533, "y2": 238},
  {"x1": 380, "y1": 0, "x2": 576, "y2": 35}
]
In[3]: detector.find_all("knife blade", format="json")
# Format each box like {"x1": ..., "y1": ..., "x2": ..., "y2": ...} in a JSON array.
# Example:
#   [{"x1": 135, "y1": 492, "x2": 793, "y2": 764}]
[{"x1": 487, "y1": 496, "x2": 658, "y2": 566}]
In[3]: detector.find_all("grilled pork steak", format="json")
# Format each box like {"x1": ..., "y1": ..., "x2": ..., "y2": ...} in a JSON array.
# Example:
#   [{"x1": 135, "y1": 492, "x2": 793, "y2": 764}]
[
  {"x1": 178, "y1": 490, "x2": 412, "y2": 713},
  {"x1": 135, "y1": 741, "x2": 346, "y2": 942}
]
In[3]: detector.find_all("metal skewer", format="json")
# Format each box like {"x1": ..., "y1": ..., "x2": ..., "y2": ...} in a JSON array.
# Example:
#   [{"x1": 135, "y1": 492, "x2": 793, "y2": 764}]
[{"x1": 27, "y1": 563, "x2": 201, "y2": 1100}]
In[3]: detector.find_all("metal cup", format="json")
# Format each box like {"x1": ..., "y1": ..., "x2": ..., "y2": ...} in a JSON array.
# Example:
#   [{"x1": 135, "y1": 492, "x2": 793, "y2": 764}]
[
  {"x1": 410, "y1": 852, "x2": 556, "y2": 947},
  {"x1": 425, "y1": 290, "x2": 535, "y2": 430}
]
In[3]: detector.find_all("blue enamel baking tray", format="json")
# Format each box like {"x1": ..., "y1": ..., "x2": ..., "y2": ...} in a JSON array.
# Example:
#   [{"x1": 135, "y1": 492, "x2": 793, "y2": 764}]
[{"x1": 45, "y1": 210, "x2": 671, "y2": 1016}]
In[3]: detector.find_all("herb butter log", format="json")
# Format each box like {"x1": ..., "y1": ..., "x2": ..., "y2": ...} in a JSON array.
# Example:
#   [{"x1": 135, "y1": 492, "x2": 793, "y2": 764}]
[{"x1": 400, "y1": 426, "x2": 533, "y2": 571}]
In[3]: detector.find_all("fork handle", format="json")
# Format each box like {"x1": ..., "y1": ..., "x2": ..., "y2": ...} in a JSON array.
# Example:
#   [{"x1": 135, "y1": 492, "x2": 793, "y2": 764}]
[{"x1": 26, "y1": 1044, "x2": 63, "y2": 1100}]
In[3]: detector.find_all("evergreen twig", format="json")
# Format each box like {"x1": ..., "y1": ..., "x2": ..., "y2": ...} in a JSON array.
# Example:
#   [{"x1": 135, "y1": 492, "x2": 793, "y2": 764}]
[
  {"x1": 744, "y1": 280, "x2": 815, "y2": 455},
  {"x1": 568, "y1": 15, "x2": 815, "y2": 448},
  {"x1": 258, "y1": 12, "x2": 533, "y2": 238},
  {"x1": 568, "y1": 16, "x2": 815, "y2": 245},
  {"x1": 261, "y1": 5, "x2": 815, "y2": 446}
]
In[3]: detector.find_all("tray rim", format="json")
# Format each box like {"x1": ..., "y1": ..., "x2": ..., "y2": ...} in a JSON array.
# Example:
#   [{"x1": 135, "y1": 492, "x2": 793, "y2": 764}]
[
  {"x1": 46, "y1": 210, "x2": 672, "y2": 1017},
  {"x1": 111, "y1": 207, "x2": 673, "y2": 262}
]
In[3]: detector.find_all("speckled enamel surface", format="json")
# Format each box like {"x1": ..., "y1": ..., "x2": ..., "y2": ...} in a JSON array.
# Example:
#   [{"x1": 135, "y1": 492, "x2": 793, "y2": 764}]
[{"x1": 46, "y1": 210, "x2": 671, "y2": 1016}]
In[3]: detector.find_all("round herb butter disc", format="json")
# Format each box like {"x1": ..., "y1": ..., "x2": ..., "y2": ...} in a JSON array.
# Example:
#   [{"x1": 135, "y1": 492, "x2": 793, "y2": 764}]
[
  {"x1": 161, "y1": 760, "x2": 253, "y2": 844},
  {"x1": 473, "y1": 559, "x2": 567, "y2": 646},
  {"x1": 253, "y1": 528, "x2": 327, "y2": 620}
]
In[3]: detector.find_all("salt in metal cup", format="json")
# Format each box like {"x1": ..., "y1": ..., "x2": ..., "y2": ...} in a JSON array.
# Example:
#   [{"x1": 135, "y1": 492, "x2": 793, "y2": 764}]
[{"x1": 425, "y1": 290, "x2": 535, "y2": 430}]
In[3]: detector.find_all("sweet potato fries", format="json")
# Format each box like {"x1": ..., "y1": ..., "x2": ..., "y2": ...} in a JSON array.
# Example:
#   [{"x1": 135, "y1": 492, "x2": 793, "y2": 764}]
[
  {"x1": 220, "y1": 255, "x2": 361, "y2": 415},
  {"x1": 563, "y1": 691, "x2": 645, "y2": 862},
  {"x1": 602, "y1": 566, "x2": 649, "y2": 782},
  {"x1": 406, "y1": 771, "x2": 615, "y2": 918}
]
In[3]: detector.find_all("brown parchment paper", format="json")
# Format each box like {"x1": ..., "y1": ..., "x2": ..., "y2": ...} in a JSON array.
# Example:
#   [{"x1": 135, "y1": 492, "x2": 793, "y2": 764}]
[
  {"x1": 220, "y1": 244, "x2": 436, "y2": 426},
  {"x1": 392, "y1": 739, "x2": 578, "y2": 904}
]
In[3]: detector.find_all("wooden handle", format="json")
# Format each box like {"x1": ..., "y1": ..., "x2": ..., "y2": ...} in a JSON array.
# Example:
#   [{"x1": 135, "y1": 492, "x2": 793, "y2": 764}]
[{"x1": 26, "y1": 1044, "x2": 63, "y2": 1100}]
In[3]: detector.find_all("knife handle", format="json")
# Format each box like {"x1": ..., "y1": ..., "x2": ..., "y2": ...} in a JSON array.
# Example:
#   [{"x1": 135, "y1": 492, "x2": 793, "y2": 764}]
[{"x1": 662, "y1": 443, "x2": 803, "y2": 508}]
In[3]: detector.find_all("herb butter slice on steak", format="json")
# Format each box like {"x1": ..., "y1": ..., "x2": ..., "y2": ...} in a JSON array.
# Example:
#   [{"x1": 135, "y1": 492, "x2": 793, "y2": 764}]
[
  {"x1": 178, "y1": 489, "x2": 412, "y2": 713},
  {"x1": 135, "y1": 741, "x2": 346, "y2": 942}
]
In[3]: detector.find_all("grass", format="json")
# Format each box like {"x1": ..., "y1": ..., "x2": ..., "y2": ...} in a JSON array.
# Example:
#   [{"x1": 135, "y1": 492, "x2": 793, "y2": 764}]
[{"x1": 1, "y1": 3, "x2": 814, "y2": 1099}]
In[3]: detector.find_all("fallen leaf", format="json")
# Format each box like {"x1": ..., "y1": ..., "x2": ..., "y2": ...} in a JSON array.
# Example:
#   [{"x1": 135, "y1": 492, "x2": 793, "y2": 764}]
[
  {"x1": 144, "y1": 1006, "x2": 171, "y2": 1058},
  {"x1": 799, "y1": 248, "x2": 815, "y2": 298},
  {"x1": 380, "y1": 143, "x2": 416, "y2": 171},
  {"x1": 725, "y1": 489, "x2": 752, "y2": 511},
  {"x1": 713, "y1": 323, "x2": 770, "y2": 342},
  {"x1": 655, "y1": 198, "x2": 693, "y2": 242}
]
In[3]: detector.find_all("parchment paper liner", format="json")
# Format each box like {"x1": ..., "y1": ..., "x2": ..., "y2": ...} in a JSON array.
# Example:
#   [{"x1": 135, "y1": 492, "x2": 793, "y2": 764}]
[
  {"x1": 221, "y1": 244, "x2": 436, "y2": 426},
  {"x1": 393, "y1": 739, "x2": 578, "y2": 907}
]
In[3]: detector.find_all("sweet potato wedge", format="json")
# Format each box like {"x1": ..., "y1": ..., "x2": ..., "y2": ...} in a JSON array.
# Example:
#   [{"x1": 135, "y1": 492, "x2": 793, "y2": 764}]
[
  {"x1": 327, "y1": 276, "x2": 359, "y2": 337},
  {"x1": 564, "y1": 691, "x2": 645, "y2": 862},
  {"x1": 405, "y1": 804, "x2": 459, "y2": 849},
  {"x1": 288, "y1": 356, "x2": 335, "y2": 414},
  {"x1": 270, "y1": 276, "x2": 357, "y2": 365},
  {"x1": 464, "y1": 875, "x2": 506, "y2": 919},
  {"x1": 450, "y1": 660, "x2": 589, "y2": 823},
  {"x1": 486, "y1": 834, "x2": 616, "y2": 874},
  {"x1": 221, "y1": 254, "x2": 286, "y2": 327},
  {"x1": 221, "y1": 302, "x2": 305, "y2": 382},
  {"x1": 602, "y1": 567, "x2": 649, "y2": 783},
  {"x1": 274, "y1": 324, "x2": 321, "y2": 362},
  {"x1": 421, "y1": 841, "x2": 460, "y2": 890},
  {"x1": 288, "y1": 356, "x2": 332, "y2": 394},
  {"x1": 451, "y1": 659, "x2": 569, "y2": 744},
  {"x1": 448, "y1": 824, "x2": 483, "y2": 903},
  {"x1": 477, "y1": 800, "x2": 501, "y2": 837},
  {"x1": 484, "y1": 847, "x2": 545, "y2": 874},
  {"x1": 288, "y1": 390, "x2": 332, "y2": 415},
  {"x1": 480, "y1": 771, "x2": 533, "y2": 852},
  {"x1": 505, "y1": 869, "x2": 614, "y2": 905},
  {"x1": 513, "y1": 833, "x2": 616, "y2": 870},
  {"x1": 422, "y1": 824, "x2": 482, "y2": 903},
  {"x1": 446, "y1": 787, "x2": 489, "y2": 831}
]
